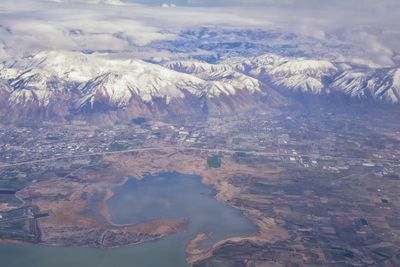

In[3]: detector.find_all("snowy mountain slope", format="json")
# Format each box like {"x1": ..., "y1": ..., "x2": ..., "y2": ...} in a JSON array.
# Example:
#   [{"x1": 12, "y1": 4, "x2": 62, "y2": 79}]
[
  {"x1": 0, "y1": 51, "x2": 287, "y2": 122},
  {"x1": 1, "y1": 51, "x2": 208, "y2": 109},
  {"x1": 0, "y1": 79, "x2": 11, "y2": 109},
  {"x1": 0, "y1": 50, "x2": 399, "y2": 123},
  {"x1": 224, "y1": 54, "x2": 400, "y2": 103},
  {"x1": 331, "y1": 69, "x2": 369, "y2": 97},
  {"x1": 332, "y1": 68, "x2": 400, "y2": 103},
  {"x1": 78, "y1": 69, "x2": 205, "y2": 110},
  {"x1": 0, "y1": 79, "x2": 11, "y2": 94},
  {"x1": 268, "y1": 59, "x2": 337, "y2": 77},
  {"x1": 164, "y1": 60, "x2": 291, "y2": 114},
  {"x1": 164, "y1": 60, "x2": 261, "y2": 97},
  {"x1": 164, "y1": 61, "x2": 233, "y2": 74},
  {"x1": 224, "y1": 54, "x2": 339, "y2": 94}
]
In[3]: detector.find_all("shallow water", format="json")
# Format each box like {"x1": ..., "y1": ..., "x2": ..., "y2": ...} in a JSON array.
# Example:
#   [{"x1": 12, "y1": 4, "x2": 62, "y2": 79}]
[{"x1": 0, "y1": 173, "x2": 257, "y2": 267}]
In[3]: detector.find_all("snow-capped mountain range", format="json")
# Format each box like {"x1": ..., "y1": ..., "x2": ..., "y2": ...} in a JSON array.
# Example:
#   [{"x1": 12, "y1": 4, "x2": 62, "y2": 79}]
[
  {"x1": 0, "y1": 51, "x2": 273, "y2": 122},
  {"x1": 221, "y1": 54, "x2": 400, "y2": 103},
  {"x1": 0, "y1": 50, "x2": 399, "y2": 123}
]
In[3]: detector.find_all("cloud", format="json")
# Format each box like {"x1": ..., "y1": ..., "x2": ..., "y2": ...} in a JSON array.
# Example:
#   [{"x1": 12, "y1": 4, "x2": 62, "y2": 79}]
[
  {"x1": 161, "y1": 3, "x2": 176, "y2": 8},
  {"x1": 0, "y1": 1, "x2": 178, "y2": 52},
  {"x1": 0, "y1": 0, "x2": 399, "y2": 66},
  {"x1": 345, "y1": 31, "x2": 395, "y2": 66}
]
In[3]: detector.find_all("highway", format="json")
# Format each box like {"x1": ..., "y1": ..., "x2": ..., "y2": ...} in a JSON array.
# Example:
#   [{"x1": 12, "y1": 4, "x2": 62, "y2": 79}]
[{"x1": 0, "y1": 145, "x2": 398, "y2": 169}]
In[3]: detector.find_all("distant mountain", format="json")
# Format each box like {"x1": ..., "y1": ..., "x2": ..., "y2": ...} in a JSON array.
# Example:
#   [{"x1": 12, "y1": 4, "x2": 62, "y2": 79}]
[
  {"x1": 223, "y1": 54, "x2": 400, "y2": 103},
  {"x1": 163, "y1": 60, "x2": 287, "y2": 114},
  {"x1": 234, "y1": 54, "x2": 338, "y2": 94},
  {"x1": 0, "y1": 51, "x2": 283, "y2": 123},
  {"x1": 0, "y1": 50, "x2": 398, "y2": 123},
  {"x1": 0, "y1": 79, "x2": 11, "y2": 112},
  {"x1": 149, "y1": 27, "x2": 352, "y2": 62},
  {"x1": 332, "y1": 68, "x2": 400, "y2": 103}
]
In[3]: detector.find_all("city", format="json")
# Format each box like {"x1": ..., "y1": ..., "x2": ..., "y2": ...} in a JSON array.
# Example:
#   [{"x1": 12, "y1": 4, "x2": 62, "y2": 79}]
[{"x1": 0, "y1": 102, "x2": 399, "y2": 266}]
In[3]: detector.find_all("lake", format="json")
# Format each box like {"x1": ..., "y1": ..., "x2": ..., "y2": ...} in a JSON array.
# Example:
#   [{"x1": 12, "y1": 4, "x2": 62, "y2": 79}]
[{"x1": 0, "y1": 172, "x2": 257, "y2": 267}]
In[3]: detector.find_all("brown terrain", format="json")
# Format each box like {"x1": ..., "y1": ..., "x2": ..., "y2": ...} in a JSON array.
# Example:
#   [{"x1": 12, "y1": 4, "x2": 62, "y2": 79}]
[
  {"x1": 103, "y1": 150, "x2": 290, "y2": 261},
  {"x1": 4, "y1": 148, "x2": 290, "y2": 262}
]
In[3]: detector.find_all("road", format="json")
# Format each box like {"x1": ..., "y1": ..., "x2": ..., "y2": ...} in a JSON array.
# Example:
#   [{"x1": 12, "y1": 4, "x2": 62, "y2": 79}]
[
  {"x1": 0, "y1": 147, "x2": 173, "y2": 169},
  {"x1": 0, "y1": 145, "x2": 398, "y2": 169}
]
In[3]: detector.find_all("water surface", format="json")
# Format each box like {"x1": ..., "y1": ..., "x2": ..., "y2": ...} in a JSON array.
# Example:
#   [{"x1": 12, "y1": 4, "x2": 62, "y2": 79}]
[{"x1": 0, "y1": 173, "x2": 257, "y2": 267}]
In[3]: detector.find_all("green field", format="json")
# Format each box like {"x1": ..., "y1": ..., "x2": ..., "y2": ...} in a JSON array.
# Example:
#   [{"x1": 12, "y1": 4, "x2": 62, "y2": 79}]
[{"x1": 207, "y1": 155, "x2": 222, "y2": 168}]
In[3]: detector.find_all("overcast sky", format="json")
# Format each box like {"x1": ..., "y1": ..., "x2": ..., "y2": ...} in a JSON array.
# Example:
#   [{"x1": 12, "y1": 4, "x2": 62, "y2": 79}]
[{"x1": 0, "y1": 0, "x2": 399, "y2": 66}]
